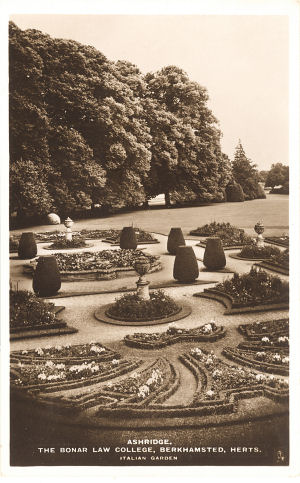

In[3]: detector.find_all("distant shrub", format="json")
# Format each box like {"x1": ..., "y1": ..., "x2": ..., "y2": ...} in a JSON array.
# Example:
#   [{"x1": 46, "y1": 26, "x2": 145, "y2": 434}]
[{"x1": 225, "y1": 182, "x2": 245, "y2": 202}]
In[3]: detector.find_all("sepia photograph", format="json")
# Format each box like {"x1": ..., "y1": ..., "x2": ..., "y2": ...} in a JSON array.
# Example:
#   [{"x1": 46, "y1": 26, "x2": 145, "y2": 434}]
[{"x1": 1, "y1": 0, "x2": 300, "y2": 478}]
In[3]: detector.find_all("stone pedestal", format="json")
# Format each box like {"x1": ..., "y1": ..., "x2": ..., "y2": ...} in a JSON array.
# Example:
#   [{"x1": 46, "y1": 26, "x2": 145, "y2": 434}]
[
  {"x1": 65, "y1": 228, "x2": 72, "y2": 241},
  {"x1": 256, "y1": 234, "x2": 264, "y2": 248},
  {"x1": 136, "y1": 279, "x2": 150, "y2": 300}
]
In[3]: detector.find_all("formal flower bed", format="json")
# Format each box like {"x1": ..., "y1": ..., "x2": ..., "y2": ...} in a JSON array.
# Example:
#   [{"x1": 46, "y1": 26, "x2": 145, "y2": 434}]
[
  {"x1": 238, "y1": 335, "x2": 289, "y2": 352},
  {"x1": 53, "y1": 249, "x2": 159, "y2": 272},
  {"x1": 214, "y1": 267, "x2": 289, "y2": 306},
  {"x1": 106, "y1": 290, "x2": 180, "y2": 321},
  {"x1": 238, "y1": 244, "x2": 281, "y2": 259},
  {"x1": 10, "y1": 290, "x2": 57, "y2": 330},
  {"x1": 186, "y1": 348, "x2": 289, "y2": 402},
  {"x1": 265, "y1": 235, "x2": 289, "y2": 248},
  {"x1": 12, "y1": 359, "x2": 123, "y2": 386},
  {"x1": 190, "y1": 222, "x2": 252, "y2": 247},
  {"x1": 268, "y1": 249, "x2": 289, "y2": 270},
  {"x1": 102, "y1": 359, "x2": 166, "y2": 399},
  {"x1": 9, "y1": 236, "x2": 19, "y2": 252},
  {"x1": 124, "y1": 320, "x2": 226, "y2": 348},
  {"x1": 34, "y1": 229, "x2": 156, "y2": 243},
  {"x1": 238, "y1": 318, "x2": 289, "y2": 339},
  {"x1": 222, "y1": 347, "x2": 289, "y2": 375},
  {"x1": 10, "y1": 341, "x2": 119, "y2": 363},
  {"x1": 48, "y1": 237, "x2": 89, "y2": 249}
]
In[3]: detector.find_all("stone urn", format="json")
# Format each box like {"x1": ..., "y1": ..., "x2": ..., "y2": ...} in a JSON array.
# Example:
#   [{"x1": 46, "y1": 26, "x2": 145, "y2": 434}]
[
  {"x1": 64, "y1": 217, "x2": 74, "y2": 241},
  {"x1": 254, "y1": 221, "x2": 265, "y2": 247},
  {"x1": 134, "y1": 258, "x2": 150, "y2": 300}
]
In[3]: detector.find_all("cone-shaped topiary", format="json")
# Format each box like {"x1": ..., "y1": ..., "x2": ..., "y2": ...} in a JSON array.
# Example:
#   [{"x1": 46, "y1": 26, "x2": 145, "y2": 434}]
[
  {"x1": 167, "y1": 227, "x2": 186, "y2": 255},
  {"x1": 203, "y1": 237, "x2": 226, "y2": 270},
  {"x1": 173, "y1": 245, "x2": 199, "y2": 283},
  {"x1": 18, "y1": 232, "x2": 37, "y2": 259},
  {"x1": 120, "y1": 226, "x2": 137, "y2": 249},
  {"x1": 33, "y1": 256, "x2": 61, "y2": 296},
  {"x1": 225, "y1": 182, "x2": 245, "y2": 202}
]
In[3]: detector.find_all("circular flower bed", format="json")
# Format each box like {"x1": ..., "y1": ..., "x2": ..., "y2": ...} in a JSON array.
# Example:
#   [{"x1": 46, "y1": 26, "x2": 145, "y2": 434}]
[
  {"x1": 238, "y1": 244, "x2": 281, "y2": 259},
  {"x1": 214, "y1": 267, "x2": 289, "y2": 306},
  {"x1": 106, "y1": 290, "x2": 180, "y2": 322},
  {"x1": 53, "y1": 249, "x2": 159, "y2": 272},
  {"x1": 48, "y1": 237, "x2": 89, "y2": 250}
]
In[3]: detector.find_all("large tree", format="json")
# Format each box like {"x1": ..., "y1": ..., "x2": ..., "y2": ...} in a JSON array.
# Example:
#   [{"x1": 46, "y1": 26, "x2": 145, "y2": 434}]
[
  {"x1": 265, "y1": 163, "x2": 289, "y2": 189},
  {"x1": 144, "y1": 66, "x2": 231, "y2": 205}
]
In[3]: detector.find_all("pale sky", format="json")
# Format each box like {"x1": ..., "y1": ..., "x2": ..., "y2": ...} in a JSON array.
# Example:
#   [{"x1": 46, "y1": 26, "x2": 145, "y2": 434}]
[{"x1": 10, "y1": 14, "x2": 289, "y2": 170}]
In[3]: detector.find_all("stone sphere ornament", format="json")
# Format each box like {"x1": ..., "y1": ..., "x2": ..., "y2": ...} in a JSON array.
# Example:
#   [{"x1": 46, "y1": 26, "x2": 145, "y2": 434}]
[{"x1": 47, "y1": 213, "x2": 61, "y2": 225}]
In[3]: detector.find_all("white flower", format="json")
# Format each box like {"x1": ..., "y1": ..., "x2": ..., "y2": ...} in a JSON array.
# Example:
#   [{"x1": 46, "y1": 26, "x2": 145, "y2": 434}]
[
  {"x1": 272, "y1": 353, "x2": 281, "y2": 361},
  {"x1": 45, "y1": 360, "x2": 54, "y2": 367},
  {"x1": 38, "y1": 373, "x2": 47, "y2": 380},
  {"x1": 21, "y1": 350, "x2": 28, "y2": 355},
  {"x1": 206, "y1": 390, "x2": 214, "y2": 398},
  {"x1": 56, "y1": 363, "x2": 65, "y2": 369},
  {"x1": 255, "y1": 374, "x2": 266, "y2": 381},
  {"x1": 112, "y1": 359, "x2": 119, "y2": 365},
  {"x1": 54, "y1": 345, "x2": 62, "y2": 351},
  {"x1": 138, "y1": 384, "x2": 150, "y2": 398},
  {"x1": 35, "y1": 348, "x2": 44, "y2": 356},
  {"x1": 282, "y1": 356, "x2": 289, "y2": 364},
  {"x1": 261, "y1": 337, "x2": 270, "y2": 343}
]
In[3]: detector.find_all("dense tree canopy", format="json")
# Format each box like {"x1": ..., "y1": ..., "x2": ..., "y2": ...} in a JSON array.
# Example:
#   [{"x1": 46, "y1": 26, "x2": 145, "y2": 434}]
[
  {"x1": 9, "y1": 22, "x2": 263, "y2": 221},
  {"x1": 265, "y1": 163, "x2": 289, "y2": 192},
  {"x1": 231, "y1": 141, "x2": 266, "y2": 200}
]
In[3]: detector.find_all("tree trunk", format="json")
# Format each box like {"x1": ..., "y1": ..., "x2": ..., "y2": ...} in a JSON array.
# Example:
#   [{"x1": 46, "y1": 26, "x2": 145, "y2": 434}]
[{"x1": 165, "y1": 191, "x2": 171, "y2": 207}]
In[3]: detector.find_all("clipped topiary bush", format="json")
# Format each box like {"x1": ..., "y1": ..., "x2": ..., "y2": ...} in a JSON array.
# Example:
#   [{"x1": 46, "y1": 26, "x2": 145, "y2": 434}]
[
  {"x1": 203, "y1": 237, "x2": 226, "y2": 270},
  {"x1": 33, "y1": 255, "x2": 61, "y2": 296},
  {"x1": 225, "y1": 182, "x2": 245, "y2": 202},
  {"x1": 173, "y1": 245, "x2": 199, "y2": 283},
  {"x1": 167, "y1": 227, "x2": 186, "y2": 255},
  {"x1": 119, "y1": 226, "x2": 137, "y2": 249},
  {"x1": 18, "y1": 232, "x2": 37, "y2": 259}
]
